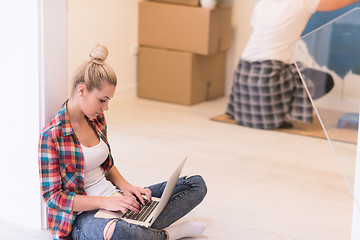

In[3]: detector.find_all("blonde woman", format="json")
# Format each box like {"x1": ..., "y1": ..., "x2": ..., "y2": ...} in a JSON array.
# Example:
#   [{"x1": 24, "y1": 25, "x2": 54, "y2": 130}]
[{"x1": 38, "y1": 43, "x2": 207, "y2": 240}]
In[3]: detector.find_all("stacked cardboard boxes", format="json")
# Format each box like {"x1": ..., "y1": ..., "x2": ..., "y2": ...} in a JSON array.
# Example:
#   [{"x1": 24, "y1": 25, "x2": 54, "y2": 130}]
[{"x1": 138, "y1": 0, "x2": 232, "y2": 105}]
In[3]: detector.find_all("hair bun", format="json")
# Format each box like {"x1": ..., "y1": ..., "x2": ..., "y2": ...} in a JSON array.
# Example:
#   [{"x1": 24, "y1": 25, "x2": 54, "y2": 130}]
[{"x1": 89, "y1": 43, "x2": 109, "y2": 64}]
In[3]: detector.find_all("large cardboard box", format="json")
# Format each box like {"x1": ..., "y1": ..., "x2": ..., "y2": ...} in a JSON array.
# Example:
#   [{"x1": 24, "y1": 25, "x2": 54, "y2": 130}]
[
  {"x1": 154, "y1": 0, "x2": 200, "y2": 7},
  {"x1": 139, "y1": 1, "x2": 232, "y2": 55},
  {"x1": 138, "y1": 46, "x2": 226, "y2": 105}
]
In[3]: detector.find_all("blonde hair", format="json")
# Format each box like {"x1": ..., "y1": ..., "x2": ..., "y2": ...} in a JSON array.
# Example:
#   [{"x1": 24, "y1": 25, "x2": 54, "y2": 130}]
[{"x1": 72, "y1": 43, "x2": 117, "y2": 93}]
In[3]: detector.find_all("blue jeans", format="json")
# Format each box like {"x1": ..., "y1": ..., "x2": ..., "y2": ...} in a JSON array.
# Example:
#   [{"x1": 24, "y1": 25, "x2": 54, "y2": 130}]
[{"x1": 71, "y1": 175, "x2": 207, "y2": 240}]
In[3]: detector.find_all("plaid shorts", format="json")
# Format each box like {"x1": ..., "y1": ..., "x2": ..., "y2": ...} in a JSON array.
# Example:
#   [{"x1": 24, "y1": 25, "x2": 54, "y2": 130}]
[{"x1": 226, "y1": 60, "x2": 314, "y2": 130}]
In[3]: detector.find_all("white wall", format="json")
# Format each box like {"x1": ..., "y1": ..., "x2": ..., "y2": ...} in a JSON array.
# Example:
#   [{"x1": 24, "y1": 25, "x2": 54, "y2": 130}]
[
  {"x1": 67, "y1": 0, "x2": 258, "y2": 100},
  {"x1": 40, "y1": 0, "x2": 68, "y2": 229},
  {"x1": 0, "y1": 0, "x2": 67, "y2": 230},
  {"x1": 0, "y1": 0, "x2": 42, "y2": 229},
  {"x1": 68, "y1": 0, "x2": 142, "y2": 99},
  {"x1": 42, "y1": 0, "x2": 68, "y2": 124}
]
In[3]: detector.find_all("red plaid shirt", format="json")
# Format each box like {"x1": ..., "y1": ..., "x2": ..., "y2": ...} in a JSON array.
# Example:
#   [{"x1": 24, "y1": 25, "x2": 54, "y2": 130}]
[{"x1": 38, "y1": 101, "x2": 114, "y2": 239}]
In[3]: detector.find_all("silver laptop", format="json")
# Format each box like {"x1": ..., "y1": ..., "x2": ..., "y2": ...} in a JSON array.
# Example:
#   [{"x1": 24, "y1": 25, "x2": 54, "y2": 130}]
[{"x1": 94, "y1": 157, "x2": 187, "y2": 227}]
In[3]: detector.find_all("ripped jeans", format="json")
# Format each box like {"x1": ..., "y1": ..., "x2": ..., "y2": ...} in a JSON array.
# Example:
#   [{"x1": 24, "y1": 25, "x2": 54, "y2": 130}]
[{"x1": 71, "y1": 175, "x2": 207, "y2": 240}]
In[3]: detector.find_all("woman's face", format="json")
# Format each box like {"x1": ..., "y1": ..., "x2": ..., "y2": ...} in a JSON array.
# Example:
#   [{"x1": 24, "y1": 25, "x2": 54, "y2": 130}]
[{"x1": 80, "y1": 81, "x2": 115, "y2": 120}]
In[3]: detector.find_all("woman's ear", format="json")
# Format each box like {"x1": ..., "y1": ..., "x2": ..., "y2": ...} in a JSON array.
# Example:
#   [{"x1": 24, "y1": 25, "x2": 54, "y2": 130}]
[{"x1": 77, "y1": 84, "x2": 87, "y2": 97}]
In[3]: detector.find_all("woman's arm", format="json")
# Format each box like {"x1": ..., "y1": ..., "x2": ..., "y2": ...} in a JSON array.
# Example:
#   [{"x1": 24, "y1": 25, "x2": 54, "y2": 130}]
[
  {"x1": 71, "y1": 165, "x2": 146, "y2": 212},
  {"x1": 317, "y1": 0, "x2": 358, "y2": 11},
  {"x1": 72, "y1": 195, "x2": 106, "y2": 212},
  {"x1": 39, "y1": 133, "x2": 140, "y2": 214},
  {"x1": 106, "y1": 165, "x2": 152, "y2": 204},
  {"x1": 72, "y1": 165, "x2": 153, "y2": 213},
  {"x1": 39, "y1": 133, "x2": 75, "y2": 214},
  {"x1": 72, "y1": 194, "x2": 140, "y2": 213}
]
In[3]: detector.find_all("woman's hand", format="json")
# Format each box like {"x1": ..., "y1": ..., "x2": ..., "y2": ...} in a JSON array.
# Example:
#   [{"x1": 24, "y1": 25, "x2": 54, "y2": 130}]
[
  {"x1": 121, "y1": 184, "x2": 152, "y2": 205},
  {"x1": 101, "y1": 194, "x2": 141, "y2": 213},
  {"x1": 106, "y1": 166, "x2": 152, "y2": 205}
]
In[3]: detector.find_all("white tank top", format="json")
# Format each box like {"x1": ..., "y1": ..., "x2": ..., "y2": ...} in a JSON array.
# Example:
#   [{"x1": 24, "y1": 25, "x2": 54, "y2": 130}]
[{"x1": 81, "y1": 138, "x2": 117, "y2": 197}]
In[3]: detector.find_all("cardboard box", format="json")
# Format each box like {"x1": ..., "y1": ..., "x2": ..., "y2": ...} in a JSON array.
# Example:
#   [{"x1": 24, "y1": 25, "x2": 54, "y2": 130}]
[
  {"x1": 138, "y1": 46, "x2": 226, "y2": 105},
  {"x1": 139, "y1": 1, "x2": 232, "y2": 55},
  {"x1": 154, "y1": 0, "x2": 200, "y2": 7}
]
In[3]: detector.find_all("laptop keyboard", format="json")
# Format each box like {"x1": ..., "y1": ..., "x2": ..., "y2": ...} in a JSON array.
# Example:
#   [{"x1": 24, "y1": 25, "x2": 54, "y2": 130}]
[{"x1": 123, "y1": 199, "x2": 159, "y2": 222}]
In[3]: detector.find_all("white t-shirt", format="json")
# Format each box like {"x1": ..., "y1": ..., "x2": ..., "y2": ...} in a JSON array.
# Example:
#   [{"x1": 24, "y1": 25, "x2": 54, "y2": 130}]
[
  {"x1": 241, "y1": 0, "x2": 320, "y2": 63},
  {"x1": 81, "y1": 138, "x2": 117, "y2": 197}
]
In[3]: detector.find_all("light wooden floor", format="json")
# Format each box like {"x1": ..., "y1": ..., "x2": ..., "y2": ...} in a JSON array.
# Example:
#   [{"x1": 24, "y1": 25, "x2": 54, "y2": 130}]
[{"x1": 2, "y1": 96, "x2": 356, "y2": 239}]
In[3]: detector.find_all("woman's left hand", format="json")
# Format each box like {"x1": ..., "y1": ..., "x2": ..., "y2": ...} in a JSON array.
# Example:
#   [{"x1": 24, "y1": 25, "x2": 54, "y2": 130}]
[{"x1": 121, "y1": 184, "x2": 152, "y2": 205}]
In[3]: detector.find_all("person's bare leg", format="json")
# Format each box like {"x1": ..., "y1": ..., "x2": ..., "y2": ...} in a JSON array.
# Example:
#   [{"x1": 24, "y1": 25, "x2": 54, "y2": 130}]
[{"x1": 103, "y1": 219, "x2": 117, "y2": 240}]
